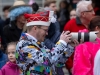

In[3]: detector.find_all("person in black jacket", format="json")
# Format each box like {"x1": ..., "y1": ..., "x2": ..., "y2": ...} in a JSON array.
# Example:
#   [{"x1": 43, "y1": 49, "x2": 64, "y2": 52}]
[
  {"x1": 0, "y1": 17, "x2": 8, "y2": 69},
  {"x1": 3, "y1": 0, "x2": 32, "y2": 44},
  {"x1": 58, "y1": 0, "x2": 70, "y2": 32},
  {"x1": 0, "y1": 17, "x2": 6, "y2": 51}
]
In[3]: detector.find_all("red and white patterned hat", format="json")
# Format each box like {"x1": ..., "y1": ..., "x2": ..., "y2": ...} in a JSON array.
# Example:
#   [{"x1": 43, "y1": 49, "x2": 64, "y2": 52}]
[{"x1": 24, "y1": 11, "x2": 54, "y2": 26}]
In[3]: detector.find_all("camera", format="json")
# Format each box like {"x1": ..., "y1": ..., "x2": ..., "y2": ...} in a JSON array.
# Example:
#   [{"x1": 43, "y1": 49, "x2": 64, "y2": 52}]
[{"x1": 71, "y1": 31, "x2": 99, "y2": 42}]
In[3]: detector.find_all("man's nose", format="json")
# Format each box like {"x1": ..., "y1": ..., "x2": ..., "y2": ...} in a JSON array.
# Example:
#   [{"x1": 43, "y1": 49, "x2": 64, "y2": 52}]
[{"x1": 92, "y1": 10, "x2": 95, "y2": 15}]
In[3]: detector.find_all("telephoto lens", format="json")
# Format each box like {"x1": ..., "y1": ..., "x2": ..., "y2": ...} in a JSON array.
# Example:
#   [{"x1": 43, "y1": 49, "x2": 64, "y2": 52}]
[{"x1": 71, "y1": 31, "x2": 99, "y2": 42}]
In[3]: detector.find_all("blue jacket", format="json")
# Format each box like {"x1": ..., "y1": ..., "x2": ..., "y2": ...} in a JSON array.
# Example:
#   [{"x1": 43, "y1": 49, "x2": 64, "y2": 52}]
[
  {"x1": 0, "y1": 50, "x2": 8, "y2": 69},
  {"x1": 44, "y1": 22, "x2": 61, "y2": 49}
]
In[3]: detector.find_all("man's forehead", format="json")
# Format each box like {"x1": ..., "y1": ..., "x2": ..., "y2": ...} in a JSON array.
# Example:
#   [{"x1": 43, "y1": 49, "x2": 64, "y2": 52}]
[
  {"x1": 40, "y1": 26, "x2": 48, "y2": 29},
  {"x1": 49, "y1": 3, "x2": 56, "y2": 6},
  {"x1": 87, "y1": 4, "x2": 93, "y2": 10}
]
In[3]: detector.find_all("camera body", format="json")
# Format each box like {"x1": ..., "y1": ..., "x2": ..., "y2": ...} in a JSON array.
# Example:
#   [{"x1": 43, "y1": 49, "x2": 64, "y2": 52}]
[{"x1": 71, "y1": 31, "x2": 98, "y2": 42}]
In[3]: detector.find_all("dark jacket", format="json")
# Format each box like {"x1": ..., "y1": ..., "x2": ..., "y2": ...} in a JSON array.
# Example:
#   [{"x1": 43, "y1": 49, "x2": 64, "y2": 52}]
[
  {"x1": 44, "y1": 21, "x2": 61, "y2": 49},
  {"x1": 58, "y1": 8, "x2": 70, "y2": 32},
  {"x1": 3, "y1": 21, "x2": 22, "y2": 44},
  {"x1": 0, "y1": 18, "x2": 6, "y2": 51},
  {"x1": 3, "y1": 18, "x2": 10, "y2": 27}
]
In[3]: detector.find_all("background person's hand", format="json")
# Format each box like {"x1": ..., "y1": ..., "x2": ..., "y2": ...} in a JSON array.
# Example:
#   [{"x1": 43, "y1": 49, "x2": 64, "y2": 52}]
[
  {"x1": 60, "y1": 31, "x2": 72, "y2": 43},
  {"x1": 69, "y1": 39, "x2": 83, "y2": 47}
]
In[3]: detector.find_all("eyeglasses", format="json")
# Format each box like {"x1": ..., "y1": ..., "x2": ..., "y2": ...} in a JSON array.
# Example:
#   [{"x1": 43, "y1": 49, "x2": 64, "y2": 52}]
[
  {"x1": 38, "y1": 27, "x2": 48, "y2": 33},
  {"x1": 84, "y1": 9, "x2": 94, "y2": 12}
]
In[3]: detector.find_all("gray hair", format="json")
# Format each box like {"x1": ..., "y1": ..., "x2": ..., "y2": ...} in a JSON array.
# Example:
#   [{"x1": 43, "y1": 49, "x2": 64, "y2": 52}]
[{"x1": 76, "y1": 0, "x2": 92, "y2": 17}]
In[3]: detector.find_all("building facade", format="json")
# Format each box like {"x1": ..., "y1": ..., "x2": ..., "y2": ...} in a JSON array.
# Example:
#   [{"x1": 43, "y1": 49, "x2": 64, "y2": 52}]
[
  {"x1": 0, "y1": 0, "x2": 43, "y2": 17},
  {"x1": 0, "y1": 0, "x2": 61, "y2": 18}
]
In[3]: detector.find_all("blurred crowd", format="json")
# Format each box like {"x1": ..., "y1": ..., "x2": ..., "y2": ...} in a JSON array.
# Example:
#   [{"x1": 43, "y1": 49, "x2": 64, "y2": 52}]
[{"x1": 0, "y1": 0, "x2": 100, "y2": 75}]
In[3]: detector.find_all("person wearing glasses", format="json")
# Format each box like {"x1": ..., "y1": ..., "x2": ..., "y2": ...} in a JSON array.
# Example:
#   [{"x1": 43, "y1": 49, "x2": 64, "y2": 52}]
[
  {"x1": 16, "y1": 11, "x2": 75, "y2": 75},
  {"x1": 63, "y1": 1, "x2": 95, "y2": 75},
  {"x1": 64, "y1": 0, "x2": 95, "y2": 32}
]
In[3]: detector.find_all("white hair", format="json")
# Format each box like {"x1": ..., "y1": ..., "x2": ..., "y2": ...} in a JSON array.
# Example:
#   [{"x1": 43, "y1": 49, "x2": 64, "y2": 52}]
[{"x1": 76, "y1": 0, "x2": 92, "y2": 17}]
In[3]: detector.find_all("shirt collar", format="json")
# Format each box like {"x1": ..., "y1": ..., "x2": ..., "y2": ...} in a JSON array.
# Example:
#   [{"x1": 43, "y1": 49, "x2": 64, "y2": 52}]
[
  {"x1": 76, "y1": 17, "x2": 82, "y2": 25},
  {"x1": 26, "y1": 33, "x2": 37, "y2": 42}
]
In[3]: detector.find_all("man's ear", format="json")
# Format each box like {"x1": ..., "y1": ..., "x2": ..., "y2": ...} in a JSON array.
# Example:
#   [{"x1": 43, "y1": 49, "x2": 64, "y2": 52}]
[{"x1": 81, "y1": 12, "x2": 85, "y2": 17}]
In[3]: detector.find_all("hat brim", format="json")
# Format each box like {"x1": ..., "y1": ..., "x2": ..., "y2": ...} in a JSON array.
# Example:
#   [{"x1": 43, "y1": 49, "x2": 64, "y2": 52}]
[
  {"x1": 26, "y1": 21, "x2": 50, "y2": 26},
  {"x1": 9, "y1": 5, "x2": 30, "y2": 11}
]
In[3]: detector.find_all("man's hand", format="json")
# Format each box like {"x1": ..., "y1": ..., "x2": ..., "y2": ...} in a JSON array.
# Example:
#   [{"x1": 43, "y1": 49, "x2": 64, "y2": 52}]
[{"x1": 60, "y1": 31, "x2": 72, "y2": 43}]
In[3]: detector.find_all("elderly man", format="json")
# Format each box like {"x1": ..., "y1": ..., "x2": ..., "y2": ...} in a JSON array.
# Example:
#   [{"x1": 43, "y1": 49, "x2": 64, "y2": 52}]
[
  {"x1": 64, "y1": 0, "x2": 95, "y2": 32},
  {"x1": 16, "y1": 11, "x2": 74, "y2": 75},
  {"x1": 64, "y1": 1, "x2": 95, "y2": 74}
]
